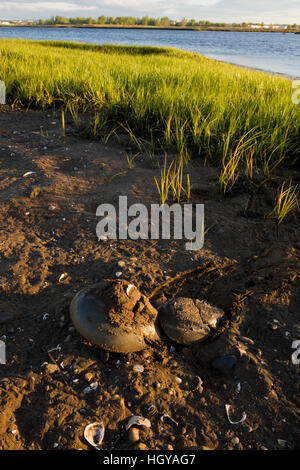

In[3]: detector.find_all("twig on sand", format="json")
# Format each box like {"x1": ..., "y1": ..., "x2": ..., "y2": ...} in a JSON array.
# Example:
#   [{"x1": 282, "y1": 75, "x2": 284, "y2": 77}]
[{"x1": 149, "y1": 259, "x2": 235, "y2": 301}]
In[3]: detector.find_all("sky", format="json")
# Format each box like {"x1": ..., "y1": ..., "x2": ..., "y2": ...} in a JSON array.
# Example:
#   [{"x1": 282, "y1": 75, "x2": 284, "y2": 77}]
[{"x1": 0, "y1": 0, "x2": 300, "y2": 24}]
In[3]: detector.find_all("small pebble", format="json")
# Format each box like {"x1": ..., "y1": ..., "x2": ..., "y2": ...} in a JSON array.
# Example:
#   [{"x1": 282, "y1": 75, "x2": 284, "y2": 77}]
[
  {"x1": 129, "y1": 428, "x2": 140, "y2": 443},
  {"x1": 84, "y1": 372, "x2": 94, "y2": 382},
  {"x1": 277, "y1": 439, "x2": 287, "y2": 447},
  {"x1": 0, "y1": 311, "x2": 15, "y2": 324},
  {"x1": 44, "y1": 363, "x2": 59, "y2": 374},
  {"x1": 231, "y1": 436, "x2": 240, "y2": 445},
  {"x1": 117, "y1": 260, "x2": 126, "y2": 268},
  {"x1": 174, "y1": 376, "x2": 182, "y2": 384},
  {"x1": 133, "y1": 365, "x2": 144, "y2": 373},
  {"x1": 83, "y1": 382, "x2": 98, "y2": 394},
  {"x1": 212, "y1": 355, "x2": 237, "y2": 372},
  {"x1": 135, "y1": 443, "x2": 147, "y2": 450}
]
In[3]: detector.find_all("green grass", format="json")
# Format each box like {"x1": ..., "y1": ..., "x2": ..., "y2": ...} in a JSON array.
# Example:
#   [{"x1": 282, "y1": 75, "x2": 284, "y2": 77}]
[
  {"x1": 270, "y1": 180, "x2": 299, "y2": 224},
  {"x1": 0, "y1": 38, "x2": 299, "y2": 172}
]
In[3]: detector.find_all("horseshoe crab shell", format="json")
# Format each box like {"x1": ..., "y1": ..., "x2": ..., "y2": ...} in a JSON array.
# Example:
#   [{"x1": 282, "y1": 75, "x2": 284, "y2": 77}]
[
  {"x1": 158, "y1": 297, "x2": 225, "y2": 346},
  {"x1": 84, "y1": 422, "x2": 105, "y2": 449},
  {"x1": 70, "y1": 280, "x2": 162, "y2": 353}
]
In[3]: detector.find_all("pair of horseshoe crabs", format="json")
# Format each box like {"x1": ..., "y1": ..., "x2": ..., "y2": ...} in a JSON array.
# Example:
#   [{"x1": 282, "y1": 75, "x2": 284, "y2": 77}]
[{"x1": 70, "y1": 279, "x2": 225, "y2": 353}]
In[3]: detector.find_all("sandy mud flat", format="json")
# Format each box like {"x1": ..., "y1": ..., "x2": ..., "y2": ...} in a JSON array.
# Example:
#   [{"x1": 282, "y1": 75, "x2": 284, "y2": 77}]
[{"x1": 0, "y1": 108, "x2": 299, "y2": 450}]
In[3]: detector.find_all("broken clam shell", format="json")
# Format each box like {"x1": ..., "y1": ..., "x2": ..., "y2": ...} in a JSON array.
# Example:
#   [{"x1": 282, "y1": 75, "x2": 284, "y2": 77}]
[
  {"x1": 225, "y1": 404, "x2": 247, "y2": 425},
  {"x1": 70, "y1": 280, "x2": 162, "y2": 354},
  {"x1": 84, "y1": 422, "x2": 105, "y2": 449},
  {"x1": 158, "y1": 297, "x2": 225, "y2": 346},
  {"x1": 125, "y1": 416, "x2": 151, "y2": 431}
]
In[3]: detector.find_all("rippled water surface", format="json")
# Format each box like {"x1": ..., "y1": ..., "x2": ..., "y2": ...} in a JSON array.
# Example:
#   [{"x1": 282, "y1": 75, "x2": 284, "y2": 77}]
[{"x1": 0, "y1": 27, "x2": 299, "y2": 77}]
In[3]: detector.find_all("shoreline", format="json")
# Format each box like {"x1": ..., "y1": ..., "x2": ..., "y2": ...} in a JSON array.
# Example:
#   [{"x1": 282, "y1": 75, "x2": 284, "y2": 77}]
[
  {"x1": 0, "y1": 24, "x2": 298, "y2": 33},
  {"x1": 0, "y1": 36, "x2": 295, "y2": 79},
  {"x1": 215, "y1": 58, "x2": 295, "y2": 79}
]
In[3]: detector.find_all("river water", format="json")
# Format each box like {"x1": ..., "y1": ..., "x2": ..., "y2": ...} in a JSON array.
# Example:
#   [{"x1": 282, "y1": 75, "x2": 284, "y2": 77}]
[{"x1": 0, "y1": 27, "x2": 299, "y2": 77}]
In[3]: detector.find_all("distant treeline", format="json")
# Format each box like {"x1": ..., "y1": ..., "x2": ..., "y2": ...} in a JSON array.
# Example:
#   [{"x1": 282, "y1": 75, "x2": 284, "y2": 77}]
[
  {"x1": 36, "y1": 16, "x2": 293, "y2": 28},
  {"x1": 38, "y1": 16, "x2": 223, "y2": 26}
]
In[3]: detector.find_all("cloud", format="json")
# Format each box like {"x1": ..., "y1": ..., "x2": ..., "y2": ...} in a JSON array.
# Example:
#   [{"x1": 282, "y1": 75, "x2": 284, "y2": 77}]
[
  {"x1": 1, "y1": 2, "x2": 95, "y2": 12},
  {"x1": 0, "y1": 0, "x2": 299, "y2": 23}
]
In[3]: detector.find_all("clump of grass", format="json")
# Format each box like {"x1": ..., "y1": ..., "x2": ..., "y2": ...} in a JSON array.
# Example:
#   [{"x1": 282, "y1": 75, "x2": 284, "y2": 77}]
[
  {"x1": 154, "y1": 155, "x2": 174, "y2": 205},
  {"x1": 125, "y1": 152, "x2": 140, "y2": 169},
  {"x1": 244, "y1": 148, "x2": 255, "y2": 179},
  {"x1": 29, "y1": 186, "x2": 42, "y2": 198},
  {"x1": 169, "y1": 158, "x2": 191, "y2": 203},
  {"x1": 219, "y1": 129, "x2": 261, "y2": 193},
  {"x1": 271, "y1": 180, "x2": 299, "y2": 224},
  {"x1": 154, "y1": 155, "x2": 191, "y2": 205}
]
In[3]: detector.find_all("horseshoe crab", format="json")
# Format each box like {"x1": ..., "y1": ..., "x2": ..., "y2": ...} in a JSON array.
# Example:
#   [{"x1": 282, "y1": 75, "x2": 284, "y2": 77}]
[
  {"x1": 158, "y1": 297, "x2": 225, "y2": 346},
  {"x1": 70, "y1": 279, "x2": 162, "y2": 353},
  {"x1": 70, "y1": 280, "x2": 225, "y2": 353}
]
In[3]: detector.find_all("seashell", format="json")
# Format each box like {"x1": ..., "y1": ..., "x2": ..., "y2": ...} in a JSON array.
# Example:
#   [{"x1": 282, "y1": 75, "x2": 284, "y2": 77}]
[
  {"x1": 126, "y1": 284, "x2": 135, "y2": 296},
  {"x1": 84, "y1": 422, "x2": 105, "y2": 449},
  {"x1": 58, "y1": 273, "x2": 68, "y2": 283},
  {"x1": 23, "y1": 171, "x2": 36, "y2": 177},
  {"x1": 174, "y1": 376, "x2": 182, "y2": 384},
  {"x1": 125, "y1": 416, "x2": 151, "y2": 431},
  {"x1": 190, "y1": 375, "x2": 203, "y2": 393},
  {"x1": 158, "y1": 297, "x2": 225, "y2": 346},
  {"x1": 160, "y1": 414, "x2": 178, "y2": 426},
  {"x1": 133, "y1": 364, "x2": 144, "y2": 373},
  {"x1": 147, "y1": 405, "x2": 157, "y2": 416},
  {"x1": 83, "y1": 382, "x2": 98, "y2": 394},
  {"x1": 277, "y1": 439, "x2": 287, "y2": 447},
  {"x1": 225, "y1": 404, "x2": 247, "y2": 425},
  {"x1": 70, "y1": 280, "x2": 163, "y2": 354}
]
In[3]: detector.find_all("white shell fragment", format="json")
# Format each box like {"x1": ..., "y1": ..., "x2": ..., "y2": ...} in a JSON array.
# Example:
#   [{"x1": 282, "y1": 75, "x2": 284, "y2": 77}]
[
  {"x1": 125, "y1": 416, "x2": 151, "y2": 431},
  {"x1": 126, "y1": 284, "x2": 135, "y2": 296},
  {"x1": 47, "y1": 344, "x2": 61, "y2": 353},
  {"x1": 277, "y1": 439, "x2": 287, "y2": 447},
  {"x1": 84, "y1": 422, "x2": 105, "y2": 450},
  {"x1": 225, "y1": 404, "x2": 247, "y2": 425},
  {"x1": 58, "y1": 273, "x2": 68, "y2": 283},
  {"x1": 23, "y1": 171, "x2": 37, "y2": 177},
  {"x1": 160, "y1": 414, "x2": 178, "y2": 426},
  {"x1": 133, "y1": 364, "x2": 144, "y2": 373},
  {"x1": 190, "y1": 376, "x2": 203, "y2": 393},
  {"x1": 83, "y1": 382, "x2": 98, "y2": 394}
]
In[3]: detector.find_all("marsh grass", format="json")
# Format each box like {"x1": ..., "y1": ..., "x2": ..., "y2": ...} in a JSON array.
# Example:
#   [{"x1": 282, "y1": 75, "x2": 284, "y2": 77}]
[
  {"x1": 0, "y1": 39, "x2": 299, "y2": 178},
  {"x1": 270, "y1": 181, "x2": 299, "y2": 224},
  {"x1": 154, "y1": 155, "x2": 191, "y2": 204}
]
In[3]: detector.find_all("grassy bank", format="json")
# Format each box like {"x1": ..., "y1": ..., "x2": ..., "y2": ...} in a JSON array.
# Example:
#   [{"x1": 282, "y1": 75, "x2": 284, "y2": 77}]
[{"x1": 0, "y1": 39, "x2": 299, "y2": 174}]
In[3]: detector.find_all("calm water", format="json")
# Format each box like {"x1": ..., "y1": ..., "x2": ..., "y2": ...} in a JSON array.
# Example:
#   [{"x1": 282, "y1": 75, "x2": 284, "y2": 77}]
[{"x1": 0, "y1": 27, "x2": 299, "y2": 77}]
